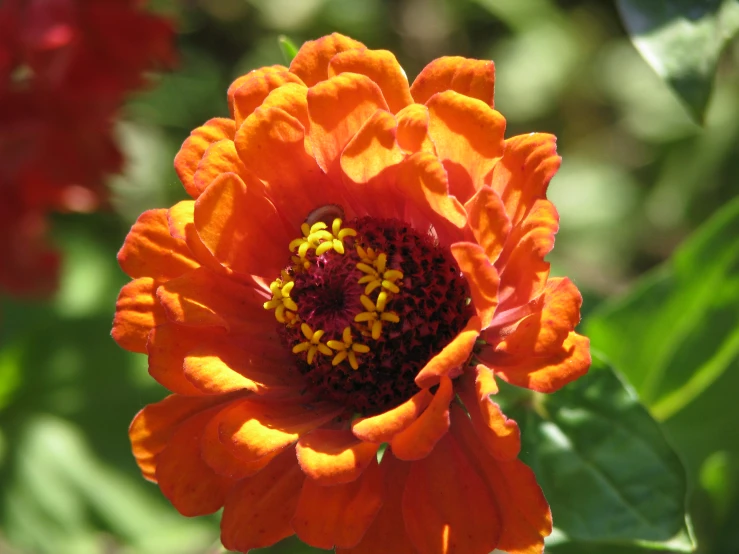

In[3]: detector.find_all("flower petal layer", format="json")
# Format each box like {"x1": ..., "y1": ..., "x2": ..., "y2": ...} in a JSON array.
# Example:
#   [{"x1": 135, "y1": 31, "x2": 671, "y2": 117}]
[
  {"x1": 391, "y1": 376, "x2": 453, "y2": 461},
  {"x1": 112, "y1": 277, "x2": 166, "y2": 353},
  {"x1": 147, "y1": 324, "x2": 214, "y2": 396},
  {"x1": 451, "y1": 242, "x2": 500, "y2": 329},
  {"x1": 296, "y1": 429, "x2": 379, "y2": 485},
  {"x1": 426, "y1": 91, "x2": 505, "y2": 203},
  {"x1": 352, "y1": 389, "x2": 433, "y2": 443},
  {"x1": 220, "y1": 449, "x2": 305, "y2": 552},
  {"x1": 410, "y1": 56, "x2": 496, "y2": 107},
  {"x1": 415, "y1": 316, "x2": 481, "y2": 388},
  {"x1": 229, "y1": 66, "x2": 304, "y2": 127},
  {"x1": 464, "y1": 185, "x2": 511, "y2": 264},
  {"x1": 293, "y1": 458, "x2": 384, "y2": 549},
  {"x1": 402, "y1": 433, "x2": 501, "y2": 554},
  {"x1": 289, "y1": 32, "x2": 365, "y2": 87},
  {"x1": 458, "y1": 365, "x2": 520, "y2": 461},
  {"x1": 174, "y1": 118, "x2": 236, "y2": 199},
  {"x1": 155, "y1": 407, "x2": 236, "y2": 516},
  {"x1": 329, "y1": 48, "x2": 413, "y2": 113},
  {"x1": 191, "y1": 139, "x2": 250, "y2": 198},
  {"x1": 117, "y1": 209, "x2": 198, "y2": 281},
  {"x1": 451, "y1": 404, "x2": 551, "y2": 554},
  {"x1": 307, "y1": 73, "x2": 389, "y2": 176},
  {"x1": 395, "y1": 103, "x2": 436, "y2": 154}
]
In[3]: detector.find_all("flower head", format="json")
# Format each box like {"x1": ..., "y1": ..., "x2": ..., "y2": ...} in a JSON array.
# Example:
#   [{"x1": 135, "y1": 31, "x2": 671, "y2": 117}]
[{"x1": 114, "y1": 33, "x2": 590, "y2": 554}]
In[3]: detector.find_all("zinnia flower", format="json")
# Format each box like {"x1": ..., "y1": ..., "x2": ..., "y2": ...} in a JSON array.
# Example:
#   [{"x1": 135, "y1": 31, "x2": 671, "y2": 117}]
[
  {"x1": 0, "y1": 0, "x2": 175, "y2": 295},
  {"x1": 114, "y1": 33, "x2": 591, "y2": 554}
]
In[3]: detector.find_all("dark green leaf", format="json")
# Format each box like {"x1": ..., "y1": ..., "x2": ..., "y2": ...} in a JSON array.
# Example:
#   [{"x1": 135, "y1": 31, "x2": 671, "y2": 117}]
[
  {"x1": 504, "y1": 355, "x2": 688, "y2": 543},
  {"x1": 616, "y1": 0, "x2": 739, "y2": 122},
  {"x1": 278, "y1": 35, "x2": 300, "y2": 65}
]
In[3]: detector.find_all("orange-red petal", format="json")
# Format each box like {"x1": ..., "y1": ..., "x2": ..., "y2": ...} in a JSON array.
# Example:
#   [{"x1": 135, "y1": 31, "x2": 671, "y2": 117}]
[
  {"x1": 395, "y1": 103, "x2": 436, "y2": 155},
  {"x1": 402, "y1": 433, "x2": 501, "y2": 554},
  {"x1": 175, "y1": 118, "x2": 236, "y2": 199},
  {"x1": 155, "y1": 407, "x2": 236, "y2": 516},
  {"x1": 391, "y1": 376, "x2": 453, "y2": 461},
  {"x1": 147, "y1": 323, "x2": 214, "y2": 396},
  {"x1": 290, "y1": 32, "x2": 366, "y2": 87},
  {"x1": 129, "y1": 394, "x2": 230, "y2": 481},
  {"x1": 307, "y1": 73, "x2": 389, "y2": 176},
  {"x1": 451, "y1": 404, "x2": 551, "y2": 554},
  {"x1": 194, "y1": 172, "x2": 291, "y2": 277},
  {"x1": 352, "y1": 389, "x2": 433, "y2": 444},
  {"x1": 340, "y1": 109, "x2": 404, "y2": 185},
  {"x1": 117, "y1": 209, "x2": 198, "y2": 281},
  {"x1": 229, "y1": 67, "x2": 304, "y2": 127},
  {"x1": 167, "y1": 200, "x2": 231, "y2": 275},
  {"x1": 337, "y1": 452, "x2": 416, "y2": 554},
  {"x1": 293, "y1": 458, "x2": 385, "y2": 549},
  {"x1": 191, "y1": 139, "x2": 250, "y2": 198},
  {"x1": 488, "y1": 133, "x2": 560, "y2": 227},
  {"x1": 464, "y1": 185, "x2": 511, "y2": 264},
  {"x1": 112, "y1": 277, "x2": 166, "y2": 353},
  {"x1": 410, "y1": 56, "x2": 496, "y2": 107},
  {"x1": 329, "y1": 48, "x2": 413, "y2": 114},
  {"x1": 415, "y1": 316, "x2": 481, "y2": 388},
  {"x1": 457, "y1": 365, "x2": 520, "y2": 461},
  {"x1": 450, "y1": 242, "x2": 500, "y2": 329},
  {"x1": 296, "y1": 428, "x2": 379, "y2": 485},
  {"x1": 426, "y1": 90, "x2": 505, "y2": 203},
  {"x1": 217, "y1": 398, "x2": 344, "y2": 463},
  {"x1": 220, "y1": 448, "x2": 305, "y2": 552}
]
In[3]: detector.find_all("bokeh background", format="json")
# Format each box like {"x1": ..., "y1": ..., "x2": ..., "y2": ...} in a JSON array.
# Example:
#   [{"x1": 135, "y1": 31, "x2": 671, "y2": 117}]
[{"x1": 1, "y1": 0, "x2": 738, "y2": 553}]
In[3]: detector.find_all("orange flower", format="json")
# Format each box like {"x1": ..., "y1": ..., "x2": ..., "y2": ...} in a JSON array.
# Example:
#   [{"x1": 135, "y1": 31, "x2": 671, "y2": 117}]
[{"x1": 114, "y1": 33, "x2": 591, "y2": 554}]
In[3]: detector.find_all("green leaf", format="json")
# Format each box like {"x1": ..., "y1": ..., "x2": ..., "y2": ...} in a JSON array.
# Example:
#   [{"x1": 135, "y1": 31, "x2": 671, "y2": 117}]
[
  {"x1": 585, "y1": 197, "x2": 739, "y2": 422},
  {"x1": 503, "y1": 355, "x2": 688, "y2": 544},
  {"x1": 616, "y1": 0, "x2": 739, "y2": 122},
  {"x1": 278, "y1": 35, "x2": 299, "y2": 65}
]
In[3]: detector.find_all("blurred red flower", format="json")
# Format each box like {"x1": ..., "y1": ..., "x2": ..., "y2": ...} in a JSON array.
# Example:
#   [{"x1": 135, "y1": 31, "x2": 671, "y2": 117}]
[{"x1": 0, "y1": 0, "x2": 175, "y2": 296}]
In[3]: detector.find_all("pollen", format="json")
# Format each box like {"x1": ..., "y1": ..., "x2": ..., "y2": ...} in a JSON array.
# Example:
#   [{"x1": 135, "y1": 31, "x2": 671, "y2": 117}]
[
  {"x1": 289, "y1": 218, "x2": 357, "y2": 258},
  {"x1": 327, "y1": 326, "x2": 370, "y2": 370},
  {"x1": 354, "y1": 294, "x2": 400, "y2": 340},
  {"x1": 263, "y1": 271, "x2": 298, "y2": 323},
  {"x1": 356, "y1": 250, "x2": 404, "y2": 296},
  {"x1": 292, "y1": 323, "x2": 333, "y2": 364}
]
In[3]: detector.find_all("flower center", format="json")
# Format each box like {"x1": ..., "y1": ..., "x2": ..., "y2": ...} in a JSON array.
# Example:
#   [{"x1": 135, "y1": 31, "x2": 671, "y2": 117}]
[{"x1": 264, "y1": 212, "x2": 472, "y2": 414}]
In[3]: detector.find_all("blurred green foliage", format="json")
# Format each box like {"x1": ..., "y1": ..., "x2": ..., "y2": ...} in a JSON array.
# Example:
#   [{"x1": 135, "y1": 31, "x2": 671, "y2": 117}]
[{"x1": 1, "y1": 0, "x2": 738, "y2": 553}]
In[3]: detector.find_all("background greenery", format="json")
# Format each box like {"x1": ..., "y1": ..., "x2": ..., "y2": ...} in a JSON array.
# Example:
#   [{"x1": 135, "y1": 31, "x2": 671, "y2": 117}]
[{"x1": 1, "y1": 0, "x2": 738, "y2": 552}]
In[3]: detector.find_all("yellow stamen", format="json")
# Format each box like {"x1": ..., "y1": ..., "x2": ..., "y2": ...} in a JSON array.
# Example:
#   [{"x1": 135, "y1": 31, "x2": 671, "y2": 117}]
[{"x1": 327, "y1": 326, "x2": 370, "y2": 370}]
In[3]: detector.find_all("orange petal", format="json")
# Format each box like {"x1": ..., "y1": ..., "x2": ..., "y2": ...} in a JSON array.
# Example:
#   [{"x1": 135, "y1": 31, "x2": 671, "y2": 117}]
[
  {"x1": 147, "y1": 323, "x2": 215, "y2": 396},
  {"x1": 426, "y1": 90, "x2": 505, "y2": 203},
  {"x1": 168, "y1": 200, "x2": 234, "y2": 276},
  {"x1": 391, "y1": 376, "x2": 453, "y2": 461},
  {"x1": 293, "y1": 458, "x2": 384, "y2": 549},
  {"x1": 117, "y1": 209, "x2": 198, "y2": 281},
  {"x1": 220, "y1": 448, "x2": 305, "y2": 552},
  {"x1": 235, "y1": 105, "x2": 335, "y2": 228},
  {"x1": 451, "y1": 404, "x2": 551, "y2": 554},
  {"x1": 464, "y1": 186, "x2": 511, "y2": 264},
  {"x1": 201, "y1": 414, "x2": 280, "y2": 480},
  {"x1": 483, "y1": 332, "x2": 591, "y2": 393},
  {"x1": 410, "y1": 56, "x2": 496, "y2": 107},
  {"x1": 296, "y1": 429, "x2": 379, "y2": 486},
  {"x1": 229, "y1": 67, "x2": 304, "y2": 127},
  {"x1": 457, "y1": 365, "x2": 520, "y2": 461},
  {"x1": 340, "y1": 109, "x2": 404, "y2": 185},
  {"x1": 352, "y1": 389, "x2": 433, "y2": 443},
  {"x1": 129, "y1": 394, "x2": 230, "y2": 481},
  {"x1": 290, "y1": 32, "x2": 366, "y2": 87},
  {"x1": 497, "y1": 278, "x2": 582, "y2": 356},
  {"x1": 112, "y1": 277, "x2": 166, "y2": 353},
  {"x1": 259, "y1": 82, "x2": 311, "y2": 129},
  {"x1": 395, "y1": 103, "x2": 436, "y2": 155},
  {"x1": 402, "y1": 433, "x2": 500, "y2": 554},
  {"x1": 450, "y1": 242, "x2": 500, "y2": 329},
  {"x1": 157, "y1": 267, "x2": 271, "y2": 333},
  {"x1": 155, "y1": 407, "x2": 236, "y2": 516},
  {"x1": 191, "y1": 139, "x2": 251, "y2": 198},
  {"x1": 396, "y1": 152, "x2": 468, "y2": 244},
  {"x1": 329, "y1": 48, "x2": 413, "y2": 114},
  {"x1": 337, "y1": 451, "x2": 416, "y2": 554},
  {"x1": 489, "y1": 133, "x2": 560, "y2": 227},
  {"x1": 194, "y1": 172, "x2": 291, "y2": 277},
  {"x1": 415, "y1": 316, "x2": 481, "y2": 389},
  {"x1": 175, "y1": 118, "x2": 236, "y2": 199},
  {"x1": 308, "y1": 73, "x2": 389, "y2": 176},
  {"x1": 218, "y1": 398, "x2": 344, "y2": 463},
  {"x1": 184, "y1": 334, "x2": 298, "y2": 396}
]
